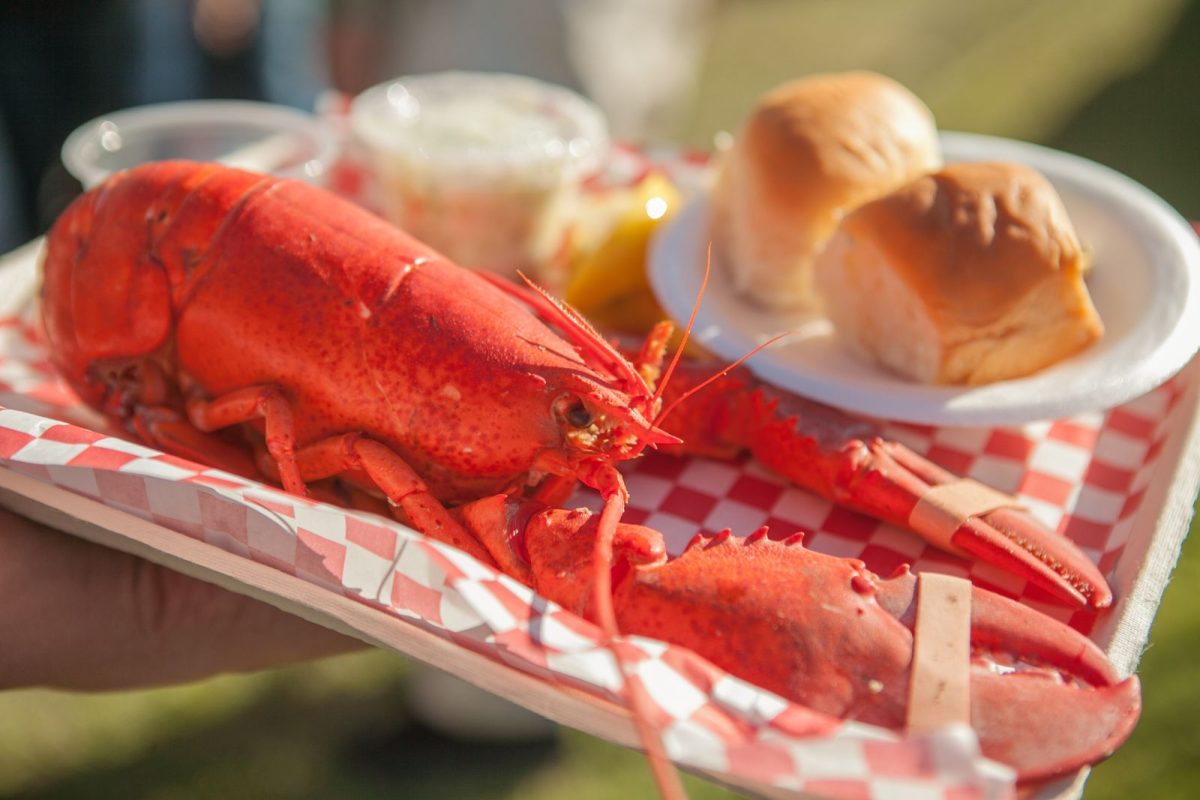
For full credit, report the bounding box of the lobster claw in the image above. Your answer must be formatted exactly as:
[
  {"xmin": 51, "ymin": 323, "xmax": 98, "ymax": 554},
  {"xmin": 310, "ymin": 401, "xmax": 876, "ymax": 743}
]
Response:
[
  {"xmin": 872, "ymin": 564, "xmax": 1139, "ymax": 784},
  {"xmin": 484, "ymin": 500, "xmax": 1140, "ymax": 784},
  {"xmin": 744, "ymin": 390, "xmax": 1113, "ymax": 608},
  {"xmin": 650, "ymin": 359, "xmax": 1113, "ymax": 609}
]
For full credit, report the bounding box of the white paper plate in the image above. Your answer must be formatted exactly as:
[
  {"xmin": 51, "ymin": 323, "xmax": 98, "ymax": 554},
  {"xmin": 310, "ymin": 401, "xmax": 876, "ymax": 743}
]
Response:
[{"xmin": 648, "ymin": 132, "xmax": 1200, "ymax": 426}]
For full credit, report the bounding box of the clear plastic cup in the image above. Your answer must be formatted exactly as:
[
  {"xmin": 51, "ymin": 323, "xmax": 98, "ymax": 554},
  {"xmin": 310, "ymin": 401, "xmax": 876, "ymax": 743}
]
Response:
[
  {"xmin": 62, "ymin": 100, "xmax": 339, "ymax": 189},
  {"xmin": 349, "ymin": 71, "xmax": 610, "ymax": 282}
]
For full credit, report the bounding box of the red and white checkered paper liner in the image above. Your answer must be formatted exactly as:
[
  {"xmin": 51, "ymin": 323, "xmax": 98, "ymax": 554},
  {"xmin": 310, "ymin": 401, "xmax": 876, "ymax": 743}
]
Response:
[
  {"xmin": 0, "ymin": 356, "xmax": 1013, "ymax": 800},
  {"xmin": 2, "ymin": 143, "xmax": 1193, "ymax": 798}
]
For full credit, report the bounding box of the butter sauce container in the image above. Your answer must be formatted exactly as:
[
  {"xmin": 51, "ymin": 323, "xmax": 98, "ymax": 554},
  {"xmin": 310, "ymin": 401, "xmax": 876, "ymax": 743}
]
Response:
[{"xmin": 350, "ymin": 71, "xmax": 610, "ymax": 282}]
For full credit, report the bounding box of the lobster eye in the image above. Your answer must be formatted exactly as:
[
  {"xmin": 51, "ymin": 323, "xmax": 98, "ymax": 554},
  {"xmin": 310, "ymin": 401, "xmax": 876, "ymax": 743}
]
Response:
[{"xmin": 566, "ymin": 401, "xmax": 592, "ymax": 428}]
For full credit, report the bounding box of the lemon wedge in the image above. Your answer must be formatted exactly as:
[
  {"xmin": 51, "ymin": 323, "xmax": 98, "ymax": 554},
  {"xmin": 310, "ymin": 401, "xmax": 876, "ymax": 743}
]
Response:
[{"xmin": 564, "ymin": 172, "xmax": 682, "ymax": 335}]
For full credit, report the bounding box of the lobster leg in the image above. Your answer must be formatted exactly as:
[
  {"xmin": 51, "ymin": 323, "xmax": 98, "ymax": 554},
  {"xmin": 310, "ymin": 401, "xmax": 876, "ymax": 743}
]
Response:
[
  {"xmin": 654, "ymin": 363, "xmax": 1112, "ymax": 609},
  {"xmin": 186, "ymin": 386, "xmax": 304, "ymax": 492},
  {"xmin": 293, "ymin": 433, "xmax": 499, "ymax": 569},
  {"xmin": 184, "ymin": 387, "xmax": 497, "ymax": 568},
  {"xmin": 131, "ymin": 407, "xmax": 262, "ymax": 480}
]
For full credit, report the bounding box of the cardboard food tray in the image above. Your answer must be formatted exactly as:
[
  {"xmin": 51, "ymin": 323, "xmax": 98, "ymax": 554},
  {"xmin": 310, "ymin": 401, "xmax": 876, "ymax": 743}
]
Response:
[{"xmin": 1, "ymin": 224, "xmax": 1196, "ymax": 799}]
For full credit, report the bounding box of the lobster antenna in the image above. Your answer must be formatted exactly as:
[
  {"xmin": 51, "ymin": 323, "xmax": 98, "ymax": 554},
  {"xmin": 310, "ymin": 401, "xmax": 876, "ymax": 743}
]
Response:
[
  {"xmin": 651, "ymin": 242, "xmax": 711, "ymax": 407},
  {"xmin": 479, "ymin": 271, "xmax": 646, "ymax": 393},
  {"xmin": 590, "ymin": 483, "xmax": 688, "ymax": 800},
  {"xmin": 654, "ymin": 329, "xmax": 793, "ymax": 429}
]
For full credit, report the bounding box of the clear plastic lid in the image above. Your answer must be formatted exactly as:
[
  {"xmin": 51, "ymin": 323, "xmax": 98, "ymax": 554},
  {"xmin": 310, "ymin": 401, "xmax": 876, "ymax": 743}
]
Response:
[
  {"xmin": 62, "ymin": 100, "xmax": 339, "ymax": 189},
  {"xmin": 350, "ymin": 71, "xmax": 610, "ymax": 188}
]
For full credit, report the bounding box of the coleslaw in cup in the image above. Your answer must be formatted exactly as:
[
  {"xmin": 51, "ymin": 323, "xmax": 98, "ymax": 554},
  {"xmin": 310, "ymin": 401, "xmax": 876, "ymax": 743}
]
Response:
[{"xmin": 350, "ymin": 71, "xmax": 610, "ymax": 281}]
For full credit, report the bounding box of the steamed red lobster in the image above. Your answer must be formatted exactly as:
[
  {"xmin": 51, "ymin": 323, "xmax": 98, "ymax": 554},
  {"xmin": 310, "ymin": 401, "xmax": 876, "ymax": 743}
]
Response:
[{"xmin": 40, "ymin": 162, "xmax": 1138, "ymax": 789}]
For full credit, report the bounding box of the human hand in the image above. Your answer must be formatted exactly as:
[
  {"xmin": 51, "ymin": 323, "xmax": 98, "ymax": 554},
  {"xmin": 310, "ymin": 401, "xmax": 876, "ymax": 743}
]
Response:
[{"xmin": 0, "ymin": 505, "xmax": 360, "ymax": 691}]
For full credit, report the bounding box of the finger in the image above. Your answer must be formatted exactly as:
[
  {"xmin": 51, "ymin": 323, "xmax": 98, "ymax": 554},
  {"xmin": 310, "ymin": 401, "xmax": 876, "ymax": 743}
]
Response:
[{"xmin": 0, "ymin": 506, "xmax": 362, "ymax": 691}]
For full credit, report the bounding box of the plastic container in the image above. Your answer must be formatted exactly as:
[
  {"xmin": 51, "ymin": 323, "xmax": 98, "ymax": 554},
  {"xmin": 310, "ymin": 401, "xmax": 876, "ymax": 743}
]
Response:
[
  {"xmin": 350, "ymin": 71, "xmax": 610, "ymax": 281},
  {"xmin": 62, "ymin": 100, "xmax": 339, "ymax": 189}
]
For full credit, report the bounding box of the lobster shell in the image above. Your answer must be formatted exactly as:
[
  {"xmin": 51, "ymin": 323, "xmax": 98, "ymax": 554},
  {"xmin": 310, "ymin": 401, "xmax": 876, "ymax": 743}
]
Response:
[{"xmin": 41, "ymin": 161, "xmax": 660, "ymax": 504}]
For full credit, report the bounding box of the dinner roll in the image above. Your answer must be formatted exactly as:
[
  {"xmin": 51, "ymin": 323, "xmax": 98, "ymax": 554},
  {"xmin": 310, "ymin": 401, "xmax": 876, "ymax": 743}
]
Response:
[
  {"xmin": 814, "ymin": 161, "xmax": 1104, "ymax": 385},
  {"xmin": 711, "ymin": 71, "xmax": 941, "ymax": 310}
]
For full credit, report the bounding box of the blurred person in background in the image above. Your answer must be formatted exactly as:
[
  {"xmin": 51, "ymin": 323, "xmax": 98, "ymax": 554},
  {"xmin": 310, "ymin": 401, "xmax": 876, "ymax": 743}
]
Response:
[
  {"xmin": 326, "ymin": 0, "xmax": 580, "ymax": 96},
  {"xmin": 325, "ymin": 0, "xmax": 719, "ymax": 139},
  {"xmin": 0, "ymin": 0, "xmax": 329, "ymax": 253},
  {"xmin": 0, "ymin": 1, "xmax": 139, "ymax": 252},
  {"xmin": 1, "ymin": 0, "xmax": 718, "ymax": 252}
]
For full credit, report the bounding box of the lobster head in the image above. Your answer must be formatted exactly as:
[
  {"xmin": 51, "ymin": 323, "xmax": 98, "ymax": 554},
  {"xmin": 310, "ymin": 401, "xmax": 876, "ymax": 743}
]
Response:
[
  {"xmin": 530, "ymin": 367, "xmax": 678, "ymax": 496},
  {"xmin": 472, "ymin": 274, "xmax": 682, "ymax": 500}
]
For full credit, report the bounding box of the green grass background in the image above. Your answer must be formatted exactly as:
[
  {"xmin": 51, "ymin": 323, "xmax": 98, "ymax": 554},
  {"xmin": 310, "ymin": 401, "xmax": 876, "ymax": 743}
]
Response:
[{"xmin": 2, "ymin": 1, "xmax": 1198, "ymax": 798}]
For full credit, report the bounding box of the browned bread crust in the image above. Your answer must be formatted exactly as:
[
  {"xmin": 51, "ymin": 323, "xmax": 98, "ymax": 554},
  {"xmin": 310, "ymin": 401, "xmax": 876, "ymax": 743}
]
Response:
[
  {"xmin": 712, "ymin": 71, "xmax": 941, "ymax": 310},
  {"xmin": 815, "ymin": 161, "xmax": 1104, "ymax": 384}
]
